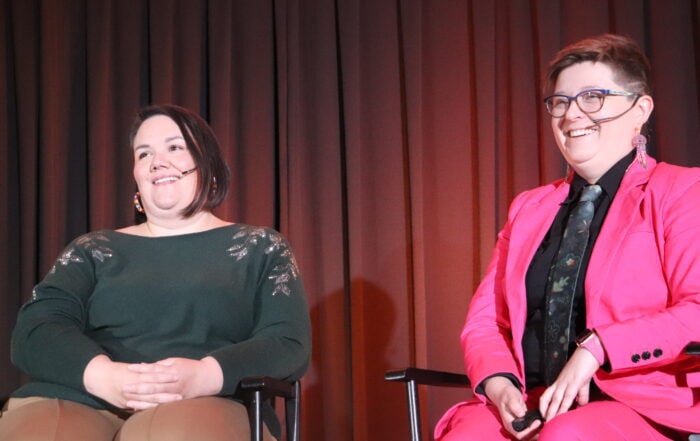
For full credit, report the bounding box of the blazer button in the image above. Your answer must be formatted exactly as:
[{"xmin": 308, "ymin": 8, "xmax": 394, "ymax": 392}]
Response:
[
  {"xmin": 642, "ymin": 351, "xmax": 651, "ymax": 360},
  {"xmin": 631, "ymin": 353, "xmax": 641, "ymax": 363},
  {"xmin": 653, "ymin": 349, "xmax": 663, "ymax": 358}
]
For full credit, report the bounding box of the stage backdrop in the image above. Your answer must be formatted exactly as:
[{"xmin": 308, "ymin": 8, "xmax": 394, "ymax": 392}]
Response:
[{"xmin": 1, "ymin": 1, "xmax": 698, "ymax": 440}]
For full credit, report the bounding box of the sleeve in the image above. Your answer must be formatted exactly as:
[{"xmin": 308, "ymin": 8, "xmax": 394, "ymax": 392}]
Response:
[
  {"xmin": 11, "ymin": 236, "xmax": 109, "ymax": 391},
  {"xmin": 595, "ymin": 170, "xmax": 700, "ymax": 373},
  {"xmin": 461, "ymin": 192, "xmax": 529, "ymax": 400},
  {"xmin": 208, "ymin": 229, "xmax": 312, "ymax": 395}
]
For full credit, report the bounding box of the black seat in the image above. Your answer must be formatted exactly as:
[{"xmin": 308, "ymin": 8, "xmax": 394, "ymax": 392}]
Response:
[{"xmin": 387, "ymin": 343, "xmax": 700, "ymax": 441}]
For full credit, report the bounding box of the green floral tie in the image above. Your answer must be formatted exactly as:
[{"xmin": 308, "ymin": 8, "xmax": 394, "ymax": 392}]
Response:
[{"xmin": 543, "ymin": 184, "xmax": 602, "ymax": 385}]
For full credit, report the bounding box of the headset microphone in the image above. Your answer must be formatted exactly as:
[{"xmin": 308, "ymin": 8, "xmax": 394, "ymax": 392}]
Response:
[
  {"xmin": 590, "ymin": 115, "xmax": 617, "ymax": 124},
  {"xmin": 589, "ymin": 102, "xmax": 637, "ymax": 125},
  {"xmin": 180, "ymin": 167, "xmax": 197, "ymax": 177}
]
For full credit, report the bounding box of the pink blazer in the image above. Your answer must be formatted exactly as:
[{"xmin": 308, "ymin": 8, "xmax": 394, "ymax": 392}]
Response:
[{"xmin": 455, "ymin": 157, "xmax": 700, "ymax": 432}]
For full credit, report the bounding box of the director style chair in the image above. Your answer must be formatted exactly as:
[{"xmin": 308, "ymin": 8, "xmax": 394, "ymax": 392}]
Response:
[
  {"xmin": 384, "ymin": 367, "xmax": 469, "ymax": 441},
  {"xmin": 238, "ymin": 376, "xmax": 301, "ymax": 441},
  {"xmin": 387, "ymin": 342, "xmax": 700, "ymax": 441},
  {"xmin": 686, "ymin": 342, "xmax": 700, "ymax": 441},
  {"xmin": 0, "ymin": 376, "xmax": 301, "ymax": 441}
]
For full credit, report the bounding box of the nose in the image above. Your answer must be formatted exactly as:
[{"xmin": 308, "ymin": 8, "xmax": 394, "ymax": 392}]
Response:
[
  {"xmin": 149, "ymin": 152, "xmax": 170, "ymax": 171},
  {"xmin": 563, "ymin": 99, "xmax": 586, "ymax": 120}
]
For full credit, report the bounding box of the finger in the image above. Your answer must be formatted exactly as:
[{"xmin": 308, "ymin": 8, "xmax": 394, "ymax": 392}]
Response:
[
  {"xmin": 538, "ymin": 387, "xmax": 552, "ymax": 415},
  {"xmin": 541, "ymin": 387, "xmax": 564, "ymax": 421},
  {"xmin": 155, "ymin": 358, "xmax": 176, "ymax": 367},
  {"xmin": 556, "ymin": 389, "xmax": 577, "ymax": 416},
  {"xmin": 126, "ymin": 400, "xmax": 160, "ymax": 410},
  {"xmin": 538, "ymin": 388, "xmax": 551, "ymax": 420},
  {"xmin": 123, "ymin": 381, "xmax": 180, "ymax": 394},
  {"xmin": 128, "ymin": 372, "xmax": 180, "ymax": 384},
  {"xmin": 505, "ymin": 395, "xmax": 528, "ymax": 418},
  {"xmin": 519, "ymin": 419, "xmax": 542, "ymax": 439},
  {"xmin": 550, "ymin": 381, "xmax": 583, "ymax": 418},
  {"xmin": 128, "ymin": 363, "xmax": 172, "ymax": 373},
  {"xmin": 124, "ymin": 392, "xmax": 183, "ymax": 404},
  {"xmin": 503, "ymin": 397, "xmax": 533, "ymax": 437},
  {"xmin": 507, "ymin": 416, "xmax": 542, "ymax": 440},
  {"xmin": 576, "ymin": 384, "xmax": 590, "ymax": 406},
  {"xmin": 497, "ymin": 385, "xmax": 527, "ymax": 416},
  {"xmin": 126, "ymin": 397, "xmax": 183, "ymax": 411}
]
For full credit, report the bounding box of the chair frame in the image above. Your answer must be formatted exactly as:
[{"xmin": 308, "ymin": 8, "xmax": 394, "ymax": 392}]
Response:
[
  {"xmin": 686, "ymin": 342, "xmax": 700, "ymax": 441},
  {"xmin": 385, "ymin": 367, "xmax": 469, "ymax": 441},
  {"xmin": 387, "ymin": 342, "xmax": 700, "ymax": 441},
  {"xmin": 0, "ymin": 376, "xmax": 301, "ymax": 441},
  {"xmin": 238, "ymin": 376, "xmax": 301, "ymax": 441}
]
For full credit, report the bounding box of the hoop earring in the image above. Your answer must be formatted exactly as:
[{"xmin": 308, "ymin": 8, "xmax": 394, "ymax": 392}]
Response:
[
  {"xmin": 133, "ymin": 192, "xmax": 144, "ymax": 213},
  {"xmin": 632, "ymin": 132, "xmax": 648, "ymax": 169}
]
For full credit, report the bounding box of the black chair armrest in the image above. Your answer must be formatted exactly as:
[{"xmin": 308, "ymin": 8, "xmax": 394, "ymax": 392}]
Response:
[
  {"xmin": 239, "ymin": 375, "xmax": 295, "ymax": 399},
  {"xmin": 385, "ymin": 367, "xmax": 470, "ymax": 388},
  {"xmin": 385, "ymin": 368, "xmax": 470, "ymax": 441}
]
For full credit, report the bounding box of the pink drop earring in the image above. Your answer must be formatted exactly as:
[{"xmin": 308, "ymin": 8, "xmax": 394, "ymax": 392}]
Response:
[{"xmin": 632, "ymin": 132, "xmax": 648, "ymax": 169}]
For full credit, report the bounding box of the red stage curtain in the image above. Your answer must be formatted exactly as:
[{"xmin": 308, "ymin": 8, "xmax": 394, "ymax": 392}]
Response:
[{"xmin": 2, "ymin": 1, "xmax": 698, "ymax": 439}]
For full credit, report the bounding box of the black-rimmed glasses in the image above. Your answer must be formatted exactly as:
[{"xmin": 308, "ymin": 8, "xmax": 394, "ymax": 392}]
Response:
[{"xmin": 544, "ymin": 89, "xmax": 640, "ymax": 118}]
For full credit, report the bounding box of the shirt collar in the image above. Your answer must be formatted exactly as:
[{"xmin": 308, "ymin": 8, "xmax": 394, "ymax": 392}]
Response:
[{"xmin": 567, "ymin": 150, "xmax": 636, "ymax": 202}]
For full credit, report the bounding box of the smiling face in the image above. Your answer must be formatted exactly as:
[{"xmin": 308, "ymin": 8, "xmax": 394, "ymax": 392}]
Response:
[
  {"xmin": 132, "ymin": 115, "xmax": 199, "ymax": 219},
  {"xmin": 550, "ymin": 61, "xmax": 653, "ymax": 182}
]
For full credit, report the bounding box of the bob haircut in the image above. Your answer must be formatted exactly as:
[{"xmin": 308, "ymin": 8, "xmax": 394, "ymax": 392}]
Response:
[
  {"xmin": 129, "ymin": 104, "xmax": 231, "ymax": 218},
  {"xmin": 543, "ymin": 34, "xmax": 652, "ymax": 97}
]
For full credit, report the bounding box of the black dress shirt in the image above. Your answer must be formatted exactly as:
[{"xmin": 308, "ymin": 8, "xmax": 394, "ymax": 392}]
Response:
[{"xmin": 522, "ymin": 150, "xmax": 635, "ymax": 389}]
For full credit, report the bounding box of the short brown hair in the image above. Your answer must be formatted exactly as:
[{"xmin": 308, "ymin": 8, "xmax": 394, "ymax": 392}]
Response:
[
  {"xmin": 129, "ymin": 104, "xmax": 231, "ymax": 218},
  {"xmin": 544, "ymin": 34, "xmax": 652, "ymax": 97}
]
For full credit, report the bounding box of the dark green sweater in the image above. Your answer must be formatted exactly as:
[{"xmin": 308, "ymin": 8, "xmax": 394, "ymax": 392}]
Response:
[{"xmin": 10, "ymin": 224, "xmax": 311, "ymax": 435}]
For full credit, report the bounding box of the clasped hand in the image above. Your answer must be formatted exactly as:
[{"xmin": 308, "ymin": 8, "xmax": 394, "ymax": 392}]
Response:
[
  {"xmin": 83, "ymin": 354, "xmax": 224, "ymax": 410},
  {"xmin": 484, "ymin": 347, "xmax": 600, "ymax": 439}
]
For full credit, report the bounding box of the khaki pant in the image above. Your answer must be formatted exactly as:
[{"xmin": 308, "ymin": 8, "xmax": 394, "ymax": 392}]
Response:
[{"xmin": 0, "ymin": 396, "xmax": 275, "ymax": 441}]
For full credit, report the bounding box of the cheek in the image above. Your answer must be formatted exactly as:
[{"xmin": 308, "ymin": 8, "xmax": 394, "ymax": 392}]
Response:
[
  {"xmin": 550, "ymin": 120, "xmax": 565, "ymax": 142},
  {"xmin": 133, "ymin": 163, "xmax": 148, "ymax": 182},
  {"xmin": 550, "ymin": 117, "xmax": 560, "ymax": 132}
]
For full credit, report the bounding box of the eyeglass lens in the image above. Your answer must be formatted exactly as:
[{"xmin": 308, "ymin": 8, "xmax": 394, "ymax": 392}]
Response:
[{"xmin": 547, "ymin": 91, "xmax": 604, "ymax": 117}]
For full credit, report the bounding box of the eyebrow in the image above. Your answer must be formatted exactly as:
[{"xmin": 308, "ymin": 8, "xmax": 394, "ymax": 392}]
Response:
[
  {"xmin": 133, "ymin": 135, "xmax": 186, "ymax": 151},
  {"xmin": 552, "ymin": 85, "xmax": 602, "ymax": 95}
]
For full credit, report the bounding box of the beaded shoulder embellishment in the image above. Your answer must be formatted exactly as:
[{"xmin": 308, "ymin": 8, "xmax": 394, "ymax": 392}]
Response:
[
  {"xmin": 49, "ymin": 233, "xmax": 114, "ymax": 274},
  {"xmin": 227, "ymin": 226, "xmax": 300, "ymax": 296}
]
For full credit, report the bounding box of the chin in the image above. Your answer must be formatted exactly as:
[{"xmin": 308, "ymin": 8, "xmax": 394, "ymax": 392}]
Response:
[
  {"xmin": 152, "ymin": 200, "xmax": 185, "ymax": 211},
  {"xmin": 562, "ymin": 141, "xmax": 600, "ymax": 161}
]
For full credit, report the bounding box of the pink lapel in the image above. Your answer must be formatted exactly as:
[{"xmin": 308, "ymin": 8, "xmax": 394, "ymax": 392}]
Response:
[
  {"xmin": 585, "ymin": 158, "xmax": 656, "ymax": 319},
  {"xmin": 506, "ymin": 182, "xmax": 570, "ymax": 334}
]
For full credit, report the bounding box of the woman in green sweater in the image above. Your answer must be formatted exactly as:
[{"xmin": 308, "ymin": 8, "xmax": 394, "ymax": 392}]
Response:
[{"xmin": 0, "ymin": 104, "xmax": 311, "ymax": 441}]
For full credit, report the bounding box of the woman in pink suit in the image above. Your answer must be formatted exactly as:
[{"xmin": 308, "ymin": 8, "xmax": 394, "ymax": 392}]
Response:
[{"xmin": 435, "ymin": 34, "xmax": 700, "ymax": 440}]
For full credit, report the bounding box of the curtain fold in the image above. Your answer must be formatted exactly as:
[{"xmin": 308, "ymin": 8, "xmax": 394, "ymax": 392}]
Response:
[{"xmin": 2, "ymin": 1, "xmax": 698, "ymax": 439}]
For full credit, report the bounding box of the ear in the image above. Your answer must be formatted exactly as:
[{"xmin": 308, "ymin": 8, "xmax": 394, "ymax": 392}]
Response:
[{"xmin": 634, "ymin": 94, "xmax": 654, "ymax": 125}]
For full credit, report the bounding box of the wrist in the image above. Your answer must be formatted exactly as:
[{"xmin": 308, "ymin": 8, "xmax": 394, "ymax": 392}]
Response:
[
  {"xmin": 483, "ymin": 375, "xmax": 518, "ymax": 403},
  {"xmin": 83, "ymin": 354, "xmax": 112, "ymax": 394},
  {"xmin": 200, "ymin": 356, "xmax": 224, "ymax": 395},
  {"xmin": 576, "ymin": 329, "xmax": 606, "ymax": 366}
]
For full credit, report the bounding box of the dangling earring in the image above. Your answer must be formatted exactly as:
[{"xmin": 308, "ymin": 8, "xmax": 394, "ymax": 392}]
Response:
[
  {"xmin": 133, "ymin": 192, "xmax": 144, "ymax": 213},
  {"xmin": 211, "ymin": 177, "xmax": 218, "ymax": 194},
  {"xmin": 632, "ymin": 131, "xmax": 648, "ymax": 169}
]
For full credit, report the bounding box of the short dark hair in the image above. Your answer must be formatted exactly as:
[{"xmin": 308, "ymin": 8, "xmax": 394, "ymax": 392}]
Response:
[
  {"xmin": 129, "ymin": 104, "xmax": 231, "ymax": 218},
  {"xmin": 544, "ymin": 34, "xmax": 652, "ymax": 97}
]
